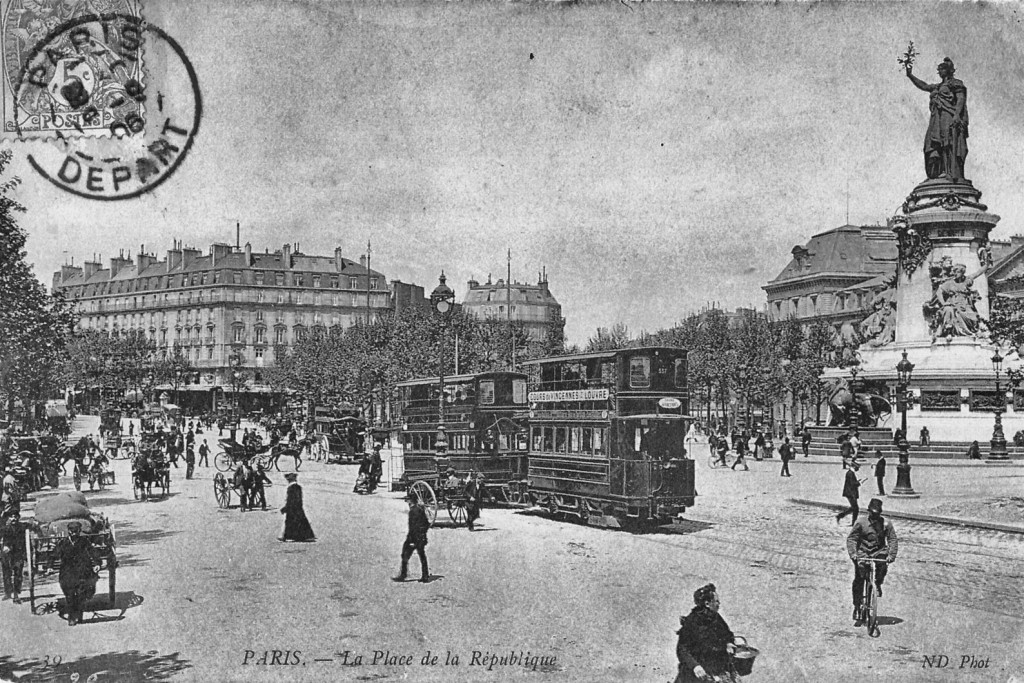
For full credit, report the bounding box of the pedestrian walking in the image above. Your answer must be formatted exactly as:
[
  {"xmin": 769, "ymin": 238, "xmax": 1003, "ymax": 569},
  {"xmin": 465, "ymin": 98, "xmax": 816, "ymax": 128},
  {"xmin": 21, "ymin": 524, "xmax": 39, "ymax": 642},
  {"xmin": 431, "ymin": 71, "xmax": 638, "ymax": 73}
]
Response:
[
  {"xmin": 1, "ymin": 516, "xmax": 26, "ymax": 603},
  {"xmin": 753, "ymin": 430, "xmax": 765, "ymax": 461},
  {"xmin": 801, "ymin": 428, "xmax": 811, "ymax": 457},
  {"xmin": 393, "ymin": 489, "xmax": 430, "ymax": 582},
  {"xmin": 919, "ymin": 426, "xmax": 930, "ymax": 447},
  {"xmin": 464, "ymin": 471, "xmax": 483, "ymax": 531},
  {"xmin": 279, "ymin": 473, "xmax": 316, "ymax": 541},
  {"xmin": 840, "ymin": 434, "xmax": 855, "ymax": 470},
  {"xmin": 873, "ymin": 449, "xmax": 886, "ymax": 495},
  {"xmin": 966, "ymin": 440, "xmax": 981, "ymax": 460},
  {"xmin": 779, "ymin": 437, "xmax": 793, "ymax": 477},
  {"xmin": 128, "ymin": 421, "xmax": 134, "ymax": 437},
  {"xmin": 730, "ymin": 443, "xmax": 749, "ymax": 471},
  {"xmin": 198, "ymin": 439, "xmax": 210, "ymax": 467},
  {"xmin": 836, "ymin": 461, "xmax": 862, "ymax": 525},
  {"xmin": 715, "ymin": 439, "xmax": 729, "ymax": 468},
  {"xmin": 184, "ymin": 443, "xmax": 195, "ymax": 480},
  {"xmin": 56, "ymin": 521, "xmax": 97, "ymax": 626},
  {"xmin": 763, "ymin": 434, "xmax": 775, "ymax": 459}
]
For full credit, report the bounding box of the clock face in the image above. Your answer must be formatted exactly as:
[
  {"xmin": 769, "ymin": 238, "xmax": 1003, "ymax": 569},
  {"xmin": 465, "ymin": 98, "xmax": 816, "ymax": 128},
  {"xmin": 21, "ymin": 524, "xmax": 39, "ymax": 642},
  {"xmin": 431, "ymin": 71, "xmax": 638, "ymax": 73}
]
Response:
[{"xmin": 436, "ymin": 300, "xmax": 451, "ymax": 314}]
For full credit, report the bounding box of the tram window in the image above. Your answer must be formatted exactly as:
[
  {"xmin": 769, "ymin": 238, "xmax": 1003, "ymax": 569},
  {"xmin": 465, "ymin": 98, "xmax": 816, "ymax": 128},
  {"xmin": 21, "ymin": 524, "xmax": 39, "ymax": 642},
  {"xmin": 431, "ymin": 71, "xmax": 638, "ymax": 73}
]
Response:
[
  {"xmin": 543, "ymin": 427, "xmax": 554, "ymax": 451},
  {"xmin": 500, "ymin": 434, "xmax": 510, "ymax": 451},
  {"xmin": 674, "ymin": 358, "xmax": 686, "ymax": 388},
  {"xmin": 479, "ymin": 380, "xmax": 495, "ymax": 405},
  {"xmin": 629, "ymin": 357, "xmax": 651, "ymax": 388},
  {"xmin": 532, "ymin": 427, "xmax": 543, "ymax": 451},
  {"xmin": 555, "ymin": 427, "xmax": 567, "ymax": 453},
  {"xmin": 582, "ymin": 427, "xmax": 593, "ymax": 455},
  {"xmin": 593, "ymin": 428, "xmax": 605, "ymax": 455},
  {"xmin": 512, "ymin": 378, "xmax": 527, "ymax": 404},
  {"xmin": 570, "ymin": 427, "xmax": 582, "ymax": 453},
  {"xmin": 469, "ymin": 435, "xmax": 477, "ymax": 452}
]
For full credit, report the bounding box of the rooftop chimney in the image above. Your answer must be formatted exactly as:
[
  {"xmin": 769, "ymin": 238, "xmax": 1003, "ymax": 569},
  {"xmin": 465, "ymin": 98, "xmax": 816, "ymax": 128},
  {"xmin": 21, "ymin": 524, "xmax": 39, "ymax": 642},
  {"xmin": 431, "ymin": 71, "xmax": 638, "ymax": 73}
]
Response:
[
  {"xmin": 281, "ymin": 243, "xmax": 291, "ymax": 269},
  {"xmin": 181, "ymin": 245, "xmax": 202, "ymax": 267},
  {"xmin": 334, "ymin": 246, "xmax": 344, "ymax": 271},
  {"xmin": 244, "ymin": 242, "xmax": 252, "ymax": 265},
  {"xmin": 167, "ymin": 240, "xmax": 183, "ymax": 271},
  {"xmin": 83, "ymin": 259, "xmax": 101, "ymax": 279},
  {"xmin": 109, "ymin": 251, "xmax": 133, "ymax": 277},
  {"xmin": 359, "ymin": 254, "xmax": 367, "ymax": 269},
  {"xmin": 210, "ymin": 242, "xmax": 231, "ymax": 266}
]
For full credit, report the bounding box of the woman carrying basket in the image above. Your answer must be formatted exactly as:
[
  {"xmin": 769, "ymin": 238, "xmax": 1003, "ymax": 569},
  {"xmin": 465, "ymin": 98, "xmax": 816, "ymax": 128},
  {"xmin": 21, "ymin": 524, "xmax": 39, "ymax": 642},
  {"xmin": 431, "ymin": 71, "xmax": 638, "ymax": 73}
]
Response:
[{"xmin": 674, "ymin": 583, "xmax": 739, "ymax": 683}]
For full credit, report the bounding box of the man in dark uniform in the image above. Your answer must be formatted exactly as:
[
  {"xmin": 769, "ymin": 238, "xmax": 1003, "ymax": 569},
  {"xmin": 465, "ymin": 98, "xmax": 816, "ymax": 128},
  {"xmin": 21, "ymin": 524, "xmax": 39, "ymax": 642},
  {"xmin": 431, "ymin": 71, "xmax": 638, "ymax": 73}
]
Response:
[
  {"xmin": 1, "ymin": 515, "xmax": 26, "ymax": 603},
  {"xmin": 198, "ymin": 439, "xmax": 210, "ymax": 468},
  {"xmin": 56, "ymin": 521, "xmax": 97, "ymax": 626},
  {"xmin": 368, "ymin": 444, "xmax": 383, "ymax": 493},
  {"xmin": 251, "ymin": 464, "xmax": 272, "ymax": 511},
  {"xmin": 801, "ymin": 428, "xmax": 812, "ymax": 457},
  {"xmin": 464, "ymin": 471, "xmax": 483, "ymax": 531},
  {"xmin": 779, "ymin": 437, "xmax": 794, "ymax": 477},
  {"xmin": 393, "ymin": 490, "xmax": 430, "ymax": 583}
]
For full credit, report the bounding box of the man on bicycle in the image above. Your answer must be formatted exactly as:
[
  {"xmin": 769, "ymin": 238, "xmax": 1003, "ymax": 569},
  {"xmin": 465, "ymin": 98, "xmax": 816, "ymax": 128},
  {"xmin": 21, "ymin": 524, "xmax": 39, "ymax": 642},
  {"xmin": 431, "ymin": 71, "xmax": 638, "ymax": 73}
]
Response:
[{"xmin": 846, "ymin": 497, "xmax": 898, "ymax": 626}]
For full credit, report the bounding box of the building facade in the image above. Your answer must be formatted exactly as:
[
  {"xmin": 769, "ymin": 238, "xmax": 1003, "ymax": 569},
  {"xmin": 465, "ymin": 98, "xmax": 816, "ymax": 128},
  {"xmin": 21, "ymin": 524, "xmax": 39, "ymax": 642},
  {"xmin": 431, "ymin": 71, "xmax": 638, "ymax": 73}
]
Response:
[
  {"xmin": 461, "ymin": 272, "xmax": 564, "ymax": 343},
  {"xmin": 52, "ymin": 241, "xmax": 391, "ymax": 410}
]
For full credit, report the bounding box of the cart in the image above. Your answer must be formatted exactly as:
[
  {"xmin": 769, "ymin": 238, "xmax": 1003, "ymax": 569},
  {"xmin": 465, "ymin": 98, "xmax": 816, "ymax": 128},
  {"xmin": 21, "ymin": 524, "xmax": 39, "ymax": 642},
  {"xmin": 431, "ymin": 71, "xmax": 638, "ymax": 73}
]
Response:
[
  {"xmin": 212, "ymin": 472, "xmax": 247, "ymax": 509},
  {"xmin": 131, "ymin": 449, "xmax": 170, "ymax": 500},
  {"xmin": 406, "ymin": 471, "xmax": 474, "ymax": 527},
  {"xmin": 24, "ymin": 514, "xmax": 117, "ymax": 616},
  {"xmin": 214, "ymin": 440, "xmax": 275, "ymax": 472}
]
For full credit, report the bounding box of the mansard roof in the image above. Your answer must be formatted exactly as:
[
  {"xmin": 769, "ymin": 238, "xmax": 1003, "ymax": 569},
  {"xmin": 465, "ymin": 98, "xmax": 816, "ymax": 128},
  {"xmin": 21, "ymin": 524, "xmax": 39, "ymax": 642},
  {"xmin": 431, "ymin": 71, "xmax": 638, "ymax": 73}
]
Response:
[{"xmin": 765, "ymin": 224, "xmax": 897, "ymax": 290}]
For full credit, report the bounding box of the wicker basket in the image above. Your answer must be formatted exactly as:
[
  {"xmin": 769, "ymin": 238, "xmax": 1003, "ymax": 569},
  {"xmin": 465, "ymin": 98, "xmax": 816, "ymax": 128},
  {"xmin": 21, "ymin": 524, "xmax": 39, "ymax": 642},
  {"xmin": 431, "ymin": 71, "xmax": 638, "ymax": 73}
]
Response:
[{"xmin": 732, "ymin": 636, "xmax": 759, "ymax": 677}]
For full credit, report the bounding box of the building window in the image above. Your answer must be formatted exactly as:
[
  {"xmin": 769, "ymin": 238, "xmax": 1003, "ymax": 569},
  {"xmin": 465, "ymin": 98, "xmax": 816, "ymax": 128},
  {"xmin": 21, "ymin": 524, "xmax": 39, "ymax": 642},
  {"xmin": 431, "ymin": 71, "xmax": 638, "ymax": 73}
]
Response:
[
  {"xmin": 275, "ymin": 272, "xmax": 284, "ymax": 286},
  {"xmin": 255, "ymin": 348, "xmax": 264, "ymax": 360},
  {"xmin": 256, "ymin": 309, "xmax": 264, "ymax": 321},
  {"xmin": 208, "ymin": 346, "xmax": 214, "ymax": 360},
  {"xmin": 233, "ymin": 326, "xmax": 244, "ymax": 343},
  {"xmin": 370, "ymin": 277, "xmax": 379, "ymax": 290},
  {"xmin": 255, "ymin": 327, "xmax": 266, "ymax": 344},
  {"xmin": 295, "ymin": 274, "xmax": 304, "ymax": 287},
  {"xmin": 314, "ymin": 293, "xmax": 322, "ymax": 306},
  {"xmin": 275, "ymin": 327, "xmax": 286, "ymax": 344},
  {"xmin": 257, "ymin": 291, "xmax": 264, "ymax": 304},
  {"xmin": 255, "ymin": 272, "xmax": 265, "ymax": 285},
  {"xmin": 232, "ymin": 271, "xmax": 241, "ymax": 285},
  {"xmin": 349, "ymin": 276, "xmax": 358, "ymax": 289},
  {"xmin": 313, "ymin": 275, "xmax": 321, "ymax": 287},
  {"xmin": 277, "ymin": 291, "xmax": 285, "ymax": 304},
  {"xmin": 213, "ymin": 271, "xmax": 221, "ymax": 284},
  {"xmin": 330, "ymin": 276, "xmax": 339, "ymax": 288}
]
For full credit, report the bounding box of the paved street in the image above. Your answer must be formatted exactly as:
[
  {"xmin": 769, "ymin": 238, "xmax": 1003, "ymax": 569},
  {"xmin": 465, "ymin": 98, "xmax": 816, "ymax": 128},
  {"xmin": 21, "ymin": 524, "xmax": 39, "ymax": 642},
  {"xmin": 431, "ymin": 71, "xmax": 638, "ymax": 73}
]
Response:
[{"xmin": 2, "ymin": 419, "xmax": 1023, "ymax": 683}]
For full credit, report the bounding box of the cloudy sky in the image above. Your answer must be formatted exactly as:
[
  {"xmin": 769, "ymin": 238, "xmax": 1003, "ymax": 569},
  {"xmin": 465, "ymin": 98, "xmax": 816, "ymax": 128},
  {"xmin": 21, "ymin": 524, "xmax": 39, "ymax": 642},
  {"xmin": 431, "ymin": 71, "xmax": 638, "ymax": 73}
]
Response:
[{"xmin": 14, "ymin": 1, "xmax": 1024, "ymax": 344}]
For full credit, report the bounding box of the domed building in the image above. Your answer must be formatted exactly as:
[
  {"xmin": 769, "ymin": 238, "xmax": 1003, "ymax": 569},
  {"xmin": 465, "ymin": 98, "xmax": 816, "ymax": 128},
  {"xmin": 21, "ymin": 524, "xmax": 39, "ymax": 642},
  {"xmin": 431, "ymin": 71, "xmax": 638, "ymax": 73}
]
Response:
[{"xmin": 461, "ymin": 270, "xmax": 564, "ymax": 344}]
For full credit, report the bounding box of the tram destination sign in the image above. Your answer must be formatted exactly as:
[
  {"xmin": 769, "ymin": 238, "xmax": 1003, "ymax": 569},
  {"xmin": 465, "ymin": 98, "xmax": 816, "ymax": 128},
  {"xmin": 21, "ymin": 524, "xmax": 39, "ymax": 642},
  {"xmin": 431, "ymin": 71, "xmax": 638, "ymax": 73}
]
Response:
[{"xmin": 528, "ymin": 389, "xmax": 610, "ymax": 403}]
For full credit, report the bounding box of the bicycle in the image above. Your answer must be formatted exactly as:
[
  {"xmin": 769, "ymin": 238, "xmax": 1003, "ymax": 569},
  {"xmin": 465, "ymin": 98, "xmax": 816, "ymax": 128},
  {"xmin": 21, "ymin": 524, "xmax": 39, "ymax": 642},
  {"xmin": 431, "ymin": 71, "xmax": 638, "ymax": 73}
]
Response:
[{"xmin": 856, "ymin": 556, "xmax": 887, "ymax": 637}]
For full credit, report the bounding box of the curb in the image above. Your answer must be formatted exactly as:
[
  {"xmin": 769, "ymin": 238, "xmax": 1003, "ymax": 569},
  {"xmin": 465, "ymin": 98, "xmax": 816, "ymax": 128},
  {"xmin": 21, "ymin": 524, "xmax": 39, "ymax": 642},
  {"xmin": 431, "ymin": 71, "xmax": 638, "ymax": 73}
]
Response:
[
  {"xmin": 788, "ymin": 498, "xmax": 1024, "ymax": 536},
  {"xmin": 782, "ymin": 457, "xmax": 1022, "ymax": 469}
]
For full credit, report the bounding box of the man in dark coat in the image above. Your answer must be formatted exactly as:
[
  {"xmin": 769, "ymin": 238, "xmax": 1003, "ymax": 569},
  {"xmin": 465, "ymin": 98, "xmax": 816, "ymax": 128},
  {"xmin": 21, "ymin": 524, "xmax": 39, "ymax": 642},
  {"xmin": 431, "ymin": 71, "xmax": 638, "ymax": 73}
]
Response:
[
  {"xmin": 279, "ymin": 473, "xmax": 315, "ymax": 541},
  {"xmin": 801, "ymin": 428, "xmax": 811, "ymax": 457},
  {"xmin": 56, "ymin": 521, "xmax": 97, "ymax": 626},
  {"xmin": 847, "ymin": 498, "xmax": 898, "ymax": 625},
  {"xmin": 393, "ymin": 490, "xmax": 430, "ymax": 582},
  {"xmin": 368, "ymin": 445, "xmax": 383, "ymax": 493},
  {"xmin": 873, "ymin": 449, "xmax": 887, "ymax": 495},
  {"xmin": 233, "ymin": 463, "xmax": 252, "ymax": 512},
  {"xmin": 674, "ymin": 583, "xmax": 737, "ymax": 683},
  {"xmin": 198, "ymin": 439, "xmax": 210, "ymax": 468},
  {"xmin": 251, "ymin": 464, "xmax": 272, "ymax": 511},
  {"xmin": 464, "ymin": 471, "xmax": 483, "ymax": 531},
  {"xmin": 779, "ymin": 437, "xmax": 794, "ymax": 477},
  {"xmin": 1, "ymin": 516, "xmax": 26, "ymax": 603},
  {"xmin": 836, "ymin": 461, "xmax": 862, "ymax": 525}
]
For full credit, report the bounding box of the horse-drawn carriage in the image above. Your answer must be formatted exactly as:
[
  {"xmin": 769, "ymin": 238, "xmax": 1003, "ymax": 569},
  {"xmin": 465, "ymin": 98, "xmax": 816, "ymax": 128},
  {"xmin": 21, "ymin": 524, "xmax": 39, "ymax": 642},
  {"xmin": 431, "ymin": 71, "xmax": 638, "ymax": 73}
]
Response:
[
  {"xmin": 6, "ymin": 436, "xmax": 61, "ymax": 493},
  {"xmin": 24, "ymin": 492, "xmax": 117, "ymax": 616},
  {"xmin": 313, "ymin": 415, "xmax": 365, "ymax": 464},
  {"xmin": 131, "ymin": 441, "xmax": 170, "ymax": 500}
]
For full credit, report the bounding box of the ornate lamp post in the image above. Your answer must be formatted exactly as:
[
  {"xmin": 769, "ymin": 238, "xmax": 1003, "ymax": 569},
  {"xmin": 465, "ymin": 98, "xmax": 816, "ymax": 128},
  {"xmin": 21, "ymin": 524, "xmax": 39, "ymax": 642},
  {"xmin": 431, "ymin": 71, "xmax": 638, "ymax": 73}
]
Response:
[
  {"xmin": 430, "ymin": 273, "xmax": 455, "ymax": 459},
  {"xmin": 891, "ymin": 350, "xmax": 919, "ymax": 497},
  {"xmin": 173, "ymin": 369, "xmax": 183, "ymax": 407},
  {"xmin": 848, "ymin": 357, "xmax": 862, "ymax": 429},
  {"xmin": 737, "ymin": 364, "xmax": 748, "ymax": 430},
  {"xmin": 987, "ymin": 350, "xmax": 1010, "ymax": 462}
]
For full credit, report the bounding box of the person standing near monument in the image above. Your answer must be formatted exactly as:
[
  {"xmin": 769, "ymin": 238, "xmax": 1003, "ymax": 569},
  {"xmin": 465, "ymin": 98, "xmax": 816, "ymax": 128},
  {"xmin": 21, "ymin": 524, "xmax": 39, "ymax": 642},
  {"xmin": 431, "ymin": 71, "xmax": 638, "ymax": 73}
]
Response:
[
  {"xmin": 779, "ymin": 437, "xmax": 793, "ymax": 477},
  {"xmin": 836, "ymin": 461, "xmax": 862, "ymax": 526},
  {"xmin": 906, "ymin": 57, "xmax": 968, "ymax": 181},
  {"xmin": 873, "ymin": 449, "xmax": 887, "ymax": 496}
]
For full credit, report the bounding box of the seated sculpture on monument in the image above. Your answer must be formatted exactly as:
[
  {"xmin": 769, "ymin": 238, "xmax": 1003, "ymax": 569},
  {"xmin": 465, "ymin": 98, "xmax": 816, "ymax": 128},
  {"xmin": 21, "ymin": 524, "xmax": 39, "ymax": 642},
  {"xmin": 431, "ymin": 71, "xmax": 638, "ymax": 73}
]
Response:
[
  {"xmin": 859, "ymin": 285, "xmax": 897, "ymax": 347},
  {"xmin": 924, "ymin": 259, "xmax": 985, "ymax": 341}
]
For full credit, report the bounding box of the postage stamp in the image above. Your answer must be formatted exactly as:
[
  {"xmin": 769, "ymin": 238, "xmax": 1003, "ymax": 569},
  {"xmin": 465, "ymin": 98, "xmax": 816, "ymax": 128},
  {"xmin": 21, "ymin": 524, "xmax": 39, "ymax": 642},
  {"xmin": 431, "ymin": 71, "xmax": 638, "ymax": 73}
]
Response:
[
  {"xmin": 1, "ymin": 0, "xmax": 144, "ymax": 139},
  {"xmin": 9, "ymin": 9, "xmax": 202, "ymax": 200}
]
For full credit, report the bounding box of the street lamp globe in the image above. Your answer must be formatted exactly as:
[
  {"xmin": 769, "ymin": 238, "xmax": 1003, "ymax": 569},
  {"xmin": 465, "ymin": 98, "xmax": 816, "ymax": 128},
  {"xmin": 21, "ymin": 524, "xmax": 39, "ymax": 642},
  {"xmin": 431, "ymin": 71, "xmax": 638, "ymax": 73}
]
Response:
[
  {"xmin": 429, "ymin": 272, "xmax": 455, "ymax": 459},
  {"xmin": 897, "ymin": 350, "xmax": 915, "ymax": 386},
  {"xmin": 991, "ymin": 350, "xmax": 1003, "ymax": 374}
]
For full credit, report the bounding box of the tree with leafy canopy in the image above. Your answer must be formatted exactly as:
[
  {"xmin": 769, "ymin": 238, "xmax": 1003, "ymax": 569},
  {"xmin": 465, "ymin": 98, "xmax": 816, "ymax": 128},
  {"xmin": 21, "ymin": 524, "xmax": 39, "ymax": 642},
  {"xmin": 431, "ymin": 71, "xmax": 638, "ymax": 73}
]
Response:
[{"xmin": 0, "ymin": 150, "xmax": 75, "ymax": 425}]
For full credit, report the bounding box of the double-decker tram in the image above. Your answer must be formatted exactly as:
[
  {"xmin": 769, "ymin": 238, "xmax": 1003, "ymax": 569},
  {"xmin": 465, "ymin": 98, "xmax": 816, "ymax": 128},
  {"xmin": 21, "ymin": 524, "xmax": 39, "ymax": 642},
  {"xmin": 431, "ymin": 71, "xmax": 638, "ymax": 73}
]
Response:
[
  {"xmin": 522, "ymin": 347, "xmax": 696, "ymax": 528},
  {"xmin": 394, "ymin": 371, "xmax": 530, "ymax": 501}
]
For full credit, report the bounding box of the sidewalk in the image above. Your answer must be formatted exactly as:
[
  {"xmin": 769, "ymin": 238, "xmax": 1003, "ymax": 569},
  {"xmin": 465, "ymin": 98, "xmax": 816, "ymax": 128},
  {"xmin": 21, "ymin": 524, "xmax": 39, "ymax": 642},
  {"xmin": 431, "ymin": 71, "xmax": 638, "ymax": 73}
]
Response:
[{"xmin": 694, "ymin": 451, "xmax": 1024, "ymax": 533}]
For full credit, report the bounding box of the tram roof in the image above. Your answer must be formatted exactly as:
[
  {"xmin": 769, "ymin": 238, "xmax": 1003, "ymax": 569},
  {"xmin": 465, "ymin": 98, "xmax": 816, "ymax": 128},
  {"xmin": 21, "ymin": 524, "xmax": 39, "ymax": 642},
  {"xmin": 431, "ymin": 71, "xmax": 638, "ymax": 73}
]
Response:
[
  {"xmin": 394, "ymin": 370, "xmax": 526, "ymax": 388},
  {"xmin": 520, "ymin": 346, "xmax": 687, "ymax": 366}
]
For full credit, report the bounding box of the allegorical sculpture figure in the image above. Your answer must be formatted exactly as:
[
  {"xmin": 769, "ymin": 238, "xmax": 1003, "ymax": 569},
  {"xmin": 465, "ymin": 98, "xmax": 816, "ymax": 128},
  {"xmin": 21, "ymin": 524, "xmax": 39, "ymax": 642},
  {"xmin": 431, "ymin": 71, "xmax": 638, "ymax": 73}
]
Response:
[
  {"xmin": 906, "ymin": 57, "xmax": 969, "ymax": 182},
  {"xmin": 859, "ymin": 287, "xmax": 897, "ymax": 347},
  {"xmin": 923, "ymin": 257, "xmax": 984, "ymax": 340}
]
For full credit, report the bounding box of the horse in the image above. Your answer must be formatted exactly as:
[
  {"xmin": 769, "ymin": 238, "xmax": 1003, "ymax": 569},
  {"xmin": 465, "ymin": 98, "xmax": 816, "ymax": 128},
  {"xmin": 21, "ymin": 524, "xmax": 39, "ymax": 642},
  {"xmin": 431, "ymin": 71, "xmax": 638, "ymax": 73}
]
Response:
[{"xmin": 131, "ymin": 450, "xmax": 166, "ymax": 500}]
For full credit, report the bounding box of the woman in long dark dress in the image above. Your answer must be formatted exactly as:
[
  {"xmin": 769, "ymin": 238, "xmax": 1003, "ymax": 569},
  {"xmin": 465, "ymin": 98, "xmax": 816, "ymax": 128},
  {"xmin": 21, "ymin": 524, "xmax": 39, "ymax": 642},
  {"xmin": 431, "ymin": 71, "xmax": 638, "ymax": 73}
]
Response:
[
  {"xmin": 279, "ymin": 473, "xmax": 315, "ymax": 542},
  {"xmin": 674, "ymin": 583, "xmax": 738, "ymax": 683}
]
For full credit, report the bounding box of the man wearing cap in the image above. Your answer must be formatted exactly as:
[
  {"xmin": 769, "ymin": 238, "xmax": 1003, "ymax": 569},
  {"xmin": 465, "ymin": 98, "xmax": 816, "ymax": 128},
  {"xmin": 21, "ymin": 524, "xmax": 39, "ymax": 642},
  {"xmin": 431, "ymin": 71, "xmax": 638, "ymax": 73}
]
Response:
[
  {"xmin": 55, "ymin": 521, "xmax": 97, "ymax": 626},
  {"xmin": 393, "ymin": 490, "xmax": 430, "ymax": 583},
  {"xmin": 835, "ymin": 460, "xmax": 862, "ymax": 525},
  {"xmin": 847, "ymin": 498, "xmax": 898, "ymax": 626}
]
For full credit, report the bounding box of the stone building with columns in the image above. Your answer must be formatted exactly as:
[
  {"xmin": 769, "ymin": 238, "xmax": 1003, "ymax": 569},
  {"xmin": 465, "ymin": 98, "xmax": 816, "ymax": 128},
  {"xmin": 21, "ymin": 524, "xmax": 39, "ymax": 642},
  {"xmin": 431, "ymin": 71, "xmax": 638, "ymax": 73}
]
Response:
[{"xmin": 52, "ymin": 240, "xmax": 391, "ymax": 411}]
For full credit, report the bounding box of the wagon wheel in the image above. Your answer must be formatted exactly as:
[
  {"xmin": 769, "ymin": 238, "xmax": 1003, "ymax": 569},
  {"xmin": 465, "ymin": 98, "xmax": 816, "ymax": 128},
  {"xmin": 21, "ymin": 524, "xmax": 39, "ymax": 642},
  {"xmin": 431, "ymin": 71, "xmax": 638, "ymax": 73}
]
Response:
[
  {"xmin": 547, "ymin": 495, "xmax": 559, "ymax": 517},
  {"xmin": 447, "ymin": 499, "xmax": 469, "ymax": 526},
  {"xmin": 214, "ymin": 451, "xmax": 232, "ymax": 472},
  {"xmin": 213, "ymin": 474, "xmax": 231, "ymax": 508},
  {"xmin": 409, "ymin": 481, "xmax": 437, "ymax": 526},
  {"xmin": 107, "ymin": 555, "xmax": 117, "ymax": 606},
  {"xmin": 73, "ymin": 467, "xmax": 82, "ymax": 491},
  {"xmin": 578, "ymin": 499, "xmax": 590, "ymax": 524},
  {"xmin": 26, "ymin": 530, "xmax": 36, "ymax": 614}
]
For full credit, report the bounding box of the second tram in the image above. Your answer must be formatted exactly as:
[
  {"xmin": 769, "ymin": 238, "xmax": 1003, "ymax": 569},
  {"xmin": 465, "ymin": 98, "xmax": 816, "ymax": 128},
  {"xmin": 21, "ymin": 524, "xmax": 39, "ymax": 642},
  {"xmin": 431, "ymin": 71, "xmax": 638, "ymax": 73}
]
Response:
[{"xmin": 522, "ymin": 347, "xmax": 696, "ymax": 528}]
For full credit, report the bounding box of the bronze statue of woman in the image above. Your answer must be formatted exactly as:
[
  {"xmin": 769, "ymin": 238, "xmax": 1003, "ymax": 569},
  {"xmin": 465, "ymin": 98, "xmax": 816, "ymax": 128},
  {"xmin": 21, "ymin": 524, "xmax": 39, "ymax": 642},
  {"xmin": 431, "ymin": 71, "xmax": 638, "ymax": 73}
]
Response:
[{"xmin": 906, "ymin": 57, "xmax": 969, "ymax": 182}]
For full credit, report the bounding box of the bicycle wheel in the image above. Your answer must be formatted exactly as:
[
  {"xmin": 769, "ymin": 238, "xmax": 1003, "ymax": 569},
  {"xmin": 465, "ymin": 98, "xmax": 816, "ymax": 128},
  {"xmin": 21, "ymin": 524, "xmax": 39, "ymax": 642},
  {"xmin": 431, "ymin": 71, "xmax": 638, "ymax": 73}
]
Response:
[
  {"xmin": 867, "ymin": 576, "xmax": 880, "ymax": 637},
  {"xmin": 214, "ymin": 451, "xmax": 232, "ymax": 472}
]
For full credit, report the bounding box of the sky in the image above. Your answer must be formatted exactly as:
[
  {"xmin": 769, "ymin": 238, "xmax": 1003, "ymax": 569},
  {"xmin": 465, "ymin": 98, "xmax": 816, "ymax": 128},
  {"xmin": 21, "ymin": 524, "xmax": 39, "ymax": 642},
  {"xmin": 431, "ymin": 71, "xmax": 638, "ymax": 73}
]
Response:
[{"xmin": 11, "ymin": 0, "xmax": 1024, "ymax": 345}]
